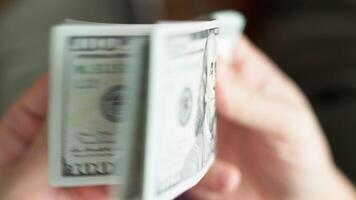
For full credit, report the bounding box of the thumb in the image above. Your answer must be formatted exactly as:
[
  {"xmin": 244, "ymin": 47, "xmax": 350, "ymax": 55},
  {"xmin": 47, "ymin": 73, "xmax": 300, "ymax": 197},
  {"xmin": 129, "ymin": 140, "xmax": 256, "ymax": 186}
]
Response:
[
  {"xmin": 0, "ymin": 126, "xmax": 49, "ymax": 200},
  {"xmin": 0, "ymin": 74, "xmax": 48, "ymax": 167},
  {"xmin": 216, "ymin": 59, "xmax": 302, "ymax": 137}
]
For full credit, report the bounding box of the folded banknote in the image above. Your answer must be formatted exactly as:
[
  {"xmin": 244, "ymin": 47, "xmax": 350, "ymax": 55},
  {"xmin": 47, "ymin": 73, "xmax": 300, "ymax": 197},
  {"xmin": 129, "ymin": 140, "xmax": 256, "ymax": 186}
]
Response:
[{"xmin": 49, "ymin": 11, "xmax": 245, "ymax": 200}]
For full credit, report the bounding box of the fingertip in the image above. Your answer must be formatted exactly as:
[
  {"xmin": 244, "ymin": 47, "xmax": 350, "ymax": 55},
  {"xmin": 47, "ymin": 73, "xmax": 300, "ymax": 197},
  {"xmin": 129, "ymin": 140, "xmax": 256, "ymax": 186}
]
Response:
[
  {"xmin": 215, "ymin": 164, "xmax": 241, "ymax": 192},
  {"xmin": 23, "ymin": 73, "xmax": 49, "ymax": 116},
  {"xmin": 75, "ymin": 186, "xmax": 110, "ymax": 200},
  {"xmin": 199, "ymin": 160, "xmax": 241, "ymax": 193}
]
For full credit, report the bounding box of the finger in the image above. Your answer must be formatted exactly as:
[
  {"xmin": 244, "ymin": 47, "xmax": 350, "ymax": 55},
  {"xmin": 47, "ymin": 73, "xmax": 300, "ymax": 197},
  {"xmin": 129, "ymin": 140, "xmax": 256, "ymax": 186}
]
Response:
[
  {"xmin": 192, "ymin": 160, "xmax": 241, "ymax": 193},
  {"xmin": 233, "ymin": 36, "xmax": 305, "ymax": 105},
  {"xmin": 68, "ymin": 186, "xmax": 110, "ymax": 200},
  {"xmin": 0, "ymin": 74, "xmax": 48, "ymax": 166},
  {"xmin": 234, "ymin": 36, "xmax": 289, "ymax": 87},
  {"xmin": 216, "ymin": 59, "xmax": 304, "ymax": 137},
  {"xmin": 186, "ymin": 188, "xmax": 226, "ymax": 200},
  {"xmin": 2, "ymin": 126, "xmax": 110, "ymax": 200},
  {"xmin": 0, "ymin": 127, "xmax": 50, "ymax": 199}
]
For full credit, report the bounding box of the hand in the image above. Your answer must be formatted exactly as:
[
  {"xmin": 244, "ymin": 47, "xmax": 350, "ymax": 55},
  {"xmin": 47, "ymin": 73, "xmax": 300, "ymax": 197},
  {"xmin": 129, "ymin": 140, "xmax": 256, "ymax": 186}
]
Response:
[
  {"xmin": 186, "ymin": 36, "xmax": 356, "ymax": 200},
  {"xmin": 0, "ymin": 75, "xmax": 109, "ymax": 200}
]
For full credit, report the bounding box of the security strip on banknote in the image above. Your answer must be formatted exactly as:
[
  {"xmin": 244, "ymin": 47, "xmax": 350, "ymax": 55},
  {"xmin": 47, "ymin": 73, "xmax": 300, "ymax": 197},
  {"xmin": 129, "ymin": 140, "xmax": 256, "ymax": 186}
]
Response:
[{"xmin": 49, "ymin": 12, "xmax": 245, "ymax": 200}]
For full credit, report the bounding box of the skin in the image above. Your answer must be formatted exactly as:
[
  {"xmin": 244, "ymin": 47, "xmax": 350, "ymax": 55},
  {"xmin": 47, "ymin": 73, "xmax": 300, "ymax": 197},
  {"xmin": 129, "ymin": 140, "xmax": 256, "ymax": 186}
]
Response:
[
  {"xmin": 0, "ymin": 36, "xmax": 354, "ymax": 200},
  {"xmin": 186, "ymin": 36, "xmax": 356, "ymax": 200},
  {"xmin": 0, "ymin": 75, "xmax": 108, "ymax": 200}
]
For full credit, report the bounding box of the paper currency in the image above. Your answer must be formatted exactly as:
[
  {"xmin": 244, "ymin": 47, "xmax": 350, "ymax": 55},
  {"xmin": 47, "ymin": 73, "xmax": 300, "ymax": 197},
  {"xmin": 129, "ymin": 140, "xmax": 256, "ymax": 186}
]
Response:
[
  {"xmin": 49, "ymin": 26, "xmax": 150, "ymax": 186},
  {"xmin": 140, "ymin": 23, "xmax": 218, "ymax": 200},
  {"xmin": 49, "ymin": 13, "xmax": 243, "ymax": 199}
]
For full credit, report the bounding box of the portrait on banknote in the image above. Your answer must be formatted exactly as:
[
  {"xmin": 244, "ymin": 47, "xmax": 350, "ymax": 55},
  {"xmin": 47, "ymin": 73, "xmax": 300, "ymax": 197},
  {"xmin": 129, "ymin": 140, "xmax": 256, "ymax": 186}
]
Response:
[{"xmin": 180, "ymin": 30, "xmax": 217, "ymax": 180}]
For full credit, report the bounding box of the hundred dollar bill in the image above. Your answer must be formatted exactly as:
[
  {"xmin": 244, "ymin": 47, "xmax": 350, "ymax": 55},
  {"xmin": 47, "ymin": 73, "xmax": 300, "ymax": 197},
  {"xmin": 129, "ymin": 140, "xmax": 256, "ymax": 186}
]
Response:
[
  {"xmin": 141, "ymin": 23, "xmax": 218, "ymax": 200},
  {"xmin": 49, "ymin": 25, "xmax": 150, "ymax": 186},
  {"xmin": 49, "ymin": 21, "xmax": 219, "ymax": 200}
]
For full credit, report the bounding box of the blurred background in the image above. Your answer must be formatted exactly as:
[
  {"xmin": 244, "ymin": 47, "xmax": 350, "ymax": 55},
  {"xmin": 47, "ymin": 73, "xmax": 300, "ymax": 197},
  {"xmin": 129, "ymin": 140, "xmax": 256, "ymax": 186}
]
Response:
[{"xmin": 0, "ymin": 0, "xmax": 355, "ymax": 185}]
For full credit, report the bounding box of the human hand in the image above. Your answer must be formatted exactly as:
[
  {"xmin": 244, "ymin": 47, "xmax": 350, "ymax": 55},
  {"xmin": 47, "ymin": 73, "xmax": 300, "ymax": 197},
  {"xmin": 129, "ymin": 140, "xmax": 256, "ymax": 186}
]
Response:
[
  {"xmin": 0, "ymin": 75, "xmax": 109, "ymax": 200},
  {"xmin": 186, "ymin": 36, "xmax": 356, "ymax": 200}
]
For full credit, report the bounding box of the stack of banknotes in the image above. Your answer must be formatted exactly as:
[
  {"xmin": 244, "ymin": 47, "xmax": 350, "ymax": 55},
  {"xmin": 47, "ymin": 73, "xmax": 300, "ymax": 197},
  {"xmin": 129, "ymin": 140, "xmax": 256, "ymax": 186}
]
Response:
[{"xmin": 49, "ymin": 11, "xmax": 245, "ymax": 200}]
